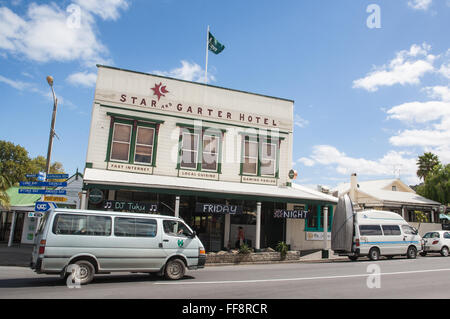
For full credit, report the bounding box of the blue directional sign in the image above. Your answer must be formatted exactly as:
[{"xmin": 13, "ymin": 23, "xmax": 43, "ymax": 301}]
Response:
[
  {"xmin": 34, "ymin": 202, "xmax": 57, "ymax": 212},
  {"xmin": 20, "ymin": 181, "xmax": 67, "ymax": 187},
  {"xmin": 19, "ymin": 189, "xmax": 66, "ymax": 195},
  {"xmin": 46, "ymin": 174, "xmax": 69, "ymax": 180}
]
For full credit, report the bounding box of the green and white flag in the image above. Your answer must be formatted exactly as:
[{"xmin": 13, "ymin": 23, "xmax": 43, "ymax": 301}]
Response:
[{"xmin": 208, "ymin": 32, "xmax": 225, "ymax": 55}]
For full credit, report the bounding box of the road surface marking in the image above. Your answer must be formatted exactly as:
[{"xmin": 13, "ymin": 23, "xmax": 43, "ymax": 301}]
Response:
[{"xmin": 155, "ymin": 268, "xmax": 450, "ymax": 285}]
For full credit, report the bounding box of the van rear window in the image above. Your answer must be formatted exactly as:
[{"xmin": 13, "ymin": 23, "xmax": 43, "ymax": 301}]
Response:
[
  {"xmin": 359, "ymin": 225, "xmax": 382, "ymax": 236},
  {"xmin": 52, "ymin": 214, "xmax": 112, "ymax": 236},
  {"xmin": 114, "ymin": 218, "xmax": 157, "ymax": 238}
]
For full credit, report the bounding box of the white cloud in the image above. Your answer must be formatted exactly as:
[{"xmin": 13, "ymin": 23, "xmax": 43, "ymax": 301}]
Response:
[
  {"xmin": 0, "ymin": 2, "xmax": 128, "ymax": 67},
  {"xmin": 74, "ymin": 0, "xmax": 129, "ymax": 21},
  {"xmin": 294, "ymin": 114, "xmax": 309, "ymax": 128},
  {"xmin": 0, "ymin": 74, "xmax": 32, "ymax": 90},
  {"xmin": 386, "ymin": 100, "xmax": 450, "ymax": 124},
  {"xmin": 299, "ymin": 145, "xmax": 419, "ymax": 183},
  {"xmin": 423, "ymin": 86, "xmax": 450, "ymax": 101},
  {"xmin": 153, "ymin": 61, "xmax": 215, "ymax": 83},
  {"xmin": 353, "ymin": 43, "xmax": 435, "ymax": 92},
  {"xmin": 67, "ymin": 71, "xmax": 97, "ymax": 87},
  {"xmin": 297, "ymin": 157, "xmax": 315, "ymax": 167},
  {"xmin": 408, "ymin": 0, "xmax": 432, "ymax": 10}
]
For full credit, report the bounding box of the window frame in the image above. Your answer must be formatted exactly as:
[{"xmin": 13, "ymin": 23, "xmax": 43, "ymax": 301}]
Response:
[
  {"xmin": 240, "ymin": 135, "xmax": 280, "ymax": 178},
  {"xmin": 177, "ymin": 127, "xmax": 223, "ymax": 173},
  {"xmin": 110, "ymin": 122, "xmax": 133, "ymax": 163},
  {"xmin": 52, "ymin": 214, "xmax": 112, "ymax": 237},
  {"xmin": 304, "ymin": 205, "xmax": 334, "ymax": 232},
  {"xmin": 133, "ymin": 126, "xmax": 156, "ymax": 165},
  {"xmin": 113, "ymin": 217, "xmax": 158, "ymax": 238},
  {"xmin": 106, "ymin": 117, "xmax": 159, "ymax": 167},
  {"xmin": 359, "ymin": 225, "xmax": 383, "ymax": 236},
  {"xmin": 201, "ymin": 133, "xmax": 219, "ymax": 172}
]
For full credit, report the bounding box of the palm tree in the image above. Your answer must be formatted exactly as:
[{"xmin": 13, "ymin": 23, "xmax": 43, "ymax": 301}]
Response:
[
  {"xmin": 417, "ymin": 152, "xmax": 440, "ymax": 181},
  {"xmin": 0, "ymin": 174, "xmax": 10, "ymax": 209}
]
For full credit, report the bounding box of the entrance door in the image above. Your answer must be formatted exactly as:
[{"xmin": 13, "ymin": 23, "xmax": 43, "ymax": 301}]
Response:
[{"xmin": 13, "ymin": 213, "xmax": 25, "ymax": 243}]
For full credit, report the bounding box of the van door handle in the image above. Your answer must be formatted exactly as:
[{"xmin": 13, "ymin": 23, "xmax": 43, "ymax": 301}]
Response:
[{"xmin": 163, "ymin": 239, "xmax": 169, "ymax": 242}]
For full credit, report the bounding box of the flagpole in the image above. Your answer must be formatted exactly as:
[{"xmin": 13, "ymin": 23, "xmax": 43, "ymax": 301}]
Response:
[{"xmin": 205, "ymin": 25, "xmax": 210, "ymax": 84}]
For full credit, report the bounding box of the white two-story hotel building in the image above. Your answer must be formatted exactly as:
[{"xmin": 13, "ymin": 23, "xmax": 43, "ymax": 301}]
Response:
[{"xmin": 82, "ymin": 65, "xmax": 336, "ymax": 252}]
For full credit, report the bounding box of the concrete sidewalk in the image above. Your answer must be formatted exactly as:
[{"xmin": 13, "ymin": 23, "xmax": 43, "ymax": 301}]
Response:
[{"xmin": 0, "ymin": 244, "xmax": 33, "ymax": 267}]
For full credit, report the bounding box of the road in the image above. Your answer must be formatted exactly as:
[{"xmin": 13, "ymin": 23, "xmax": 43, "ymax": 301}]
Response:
[{"xmin": 0, "ymin": 255, "xmax": 450, "ymax": 299}]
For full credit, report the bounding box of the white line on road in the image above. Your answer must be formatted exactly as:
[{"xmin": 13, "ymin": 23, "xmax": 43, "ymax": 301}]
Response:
[{"xmin": 155, "ymin": 268, "xmax": 450, "ymax": 285}]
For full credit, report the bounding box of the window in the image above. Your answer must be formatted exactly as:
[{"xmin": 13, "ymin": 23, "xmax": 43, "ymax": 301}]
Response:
[
  {"xmin": 134, "ymin": 127, "xmax": 155, "ymax": 164},
  {"xmin": 444, "ymin": 232, "xmax": 450, "ymax": 239},
  {"xmin": 305, "ymin": 205, "xmax": 333, "ymax": 232},
  {"xmin": 163, "ymin": 220, "xmax": 192, "ymax": 237},
  {"xmin": 359, "ymin": 225, "xmax": 383, "ymax": 236},
  {"xmin": 382, "ymin": 225, "xmax": 401, "ymax": 236},
  {"xmin": 114, "ymin": 218, "xmax": 157, "ymax": 237},
  {"xmin": 401, "ymin": 225, "xmax": 418, "ymax": 235},
  {"xmin": 53, "ymin": 214, "xmax": 112, "ymax": 236},
  {"xmin": 111, "ymin": 123, "xmax": 132, "ymax": 162},
  {"xmin": 241, "ymin": 136, "xmax": 279, "ymax": 177},
  {"xmin": 392, "ymin": 186, "xmax": 397, "ymax": 191},
  {"xmin": 242, "ymin": 139, "xmax": 258, "ymax": 175},
  {"xmin": 260, "ymin": 142, "xmax": 277, "ymax": 176},
  {"xmin": 202, "ymin": 135, "xmax": 218, "ymax": 171},
  {"xmin": 178, "ymin": 128, "xmax": 222, "ymax": 172},
  {"xmin": 180, "ymin": 132, "xmax": 199, "ymax": 169},
  {"xmin": 423, "ymin": 232, "xmax": 432, "ymax": 238},
  {"xmin": 107, "ymin": 117, "xmax": 160, "ymax": 166}
]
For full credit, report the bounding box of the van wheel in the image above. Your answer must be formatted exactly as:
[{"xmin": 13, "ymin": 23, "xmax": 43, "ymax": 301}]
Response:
[
  {"xmin": 368, "ymin": 248, "xmax": 380, "ymax": 261},
  {"xmin": 407, "ymin": 246, "xmax": 417, "ymax": 259},
  {"xmin": 72, "ymin": 260, "xmax": 95, "ymax": 285},
  {"xmin": 164, "ymin": 259, "xmax": 185, "ymax": 280},
  {"xmin": 440, "ymin": 247, "xmax": 449, "ymax": 257}
]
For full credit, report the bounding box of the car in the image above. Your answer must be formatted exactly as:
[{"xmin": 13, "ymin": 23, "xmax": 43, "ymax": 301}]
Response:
[{"xmin": 420, "ymin": 231, "xmax": 450, "ymax": 257}]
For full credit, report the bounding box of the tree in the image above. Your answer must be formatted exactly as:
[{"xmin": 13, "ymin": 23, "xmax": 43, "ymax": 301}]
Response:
[
  {"xmin": 29, "ymin": 156, "xmax": 65, "ymax": 175},
  {"xmin": 416, "ymin": 152, "xmax": 440, "ymax": 182},
  {"xmin": 0, "ymin": 174, "xmax": 11, "ymax": 209},
  {"xmin": 0, "ymin": 140, "xmax": 31, "ymax": 186},
  {"xmin": 416, "ymin": 164, "xmax": 450, "ymax": 205}
]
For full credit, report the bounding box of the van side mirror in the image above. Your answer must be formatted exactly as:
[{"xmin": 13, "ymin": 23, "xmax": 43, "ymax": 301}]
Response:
[{"xmin": 190, "ymin": 231, "xmax": 197, "ymax": 238}]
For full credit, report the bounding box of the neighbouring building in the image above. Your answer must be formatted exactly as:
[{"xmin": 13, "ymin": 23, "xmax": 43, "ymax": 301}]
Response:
[
  {"xmin": 334, "ymin": 173, "xmax": 443, "ymax": 234},
  {"xmin": 0, "ymin": 172, "xmax": 83, "ymax": 246},
  {"xmin": 81, "ymin": 65, "xmax": 337, "ymax": 252}
]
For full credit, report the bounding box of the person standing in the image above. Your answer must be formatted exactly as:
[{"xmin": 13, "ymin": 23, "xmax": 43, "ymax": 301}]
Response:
[{"xmin": 237, "ymin": 226, "xmax": 245, "ymax": 248}]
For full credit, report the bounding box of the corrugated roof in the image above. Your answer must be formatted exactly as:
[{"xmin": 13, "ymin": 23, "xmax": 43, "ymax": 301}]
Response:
[{"xmin": 5, "ymin": 187, "xmax": 40, "ymax": 207}]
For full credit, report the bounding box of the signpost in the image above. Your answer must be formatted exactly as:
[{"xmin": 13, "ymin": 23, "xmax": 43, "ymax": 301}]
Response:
[
  {"xmin": 34, "ymin": 201, "xmax": 57, "ymax": 212},
  {"xmin": 19, "ymin": 189, "xmax": 66, "ymax": 195},
  {"xmin": 44, "ymin": 196, "xmax": 67, "ymax": 203},
  {"xmin": 20, "ymin": 181, "xmax": 67, "ymax": 187}
]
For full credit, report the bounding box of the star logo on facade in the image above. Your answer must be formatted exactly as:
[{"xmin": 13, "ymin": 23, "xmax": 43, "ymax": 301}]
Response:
[{"xmin": 151, "ymin": 82, "xmax": 169, "ymax": 101}]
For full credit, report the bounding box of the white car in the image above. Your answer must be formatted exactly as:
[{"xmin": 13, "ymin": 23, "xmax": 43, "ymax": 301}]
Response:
[{"xmin": 420, "ymin": 231, "xmax": 450, "ymax": 257}]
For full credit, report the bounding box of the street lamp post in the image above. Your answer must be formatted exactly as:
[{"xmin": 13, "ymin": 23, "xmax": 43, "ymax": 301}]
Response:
[{"xmin": 45, "ymin": 76, "xmax": 58, "ymax": 178}]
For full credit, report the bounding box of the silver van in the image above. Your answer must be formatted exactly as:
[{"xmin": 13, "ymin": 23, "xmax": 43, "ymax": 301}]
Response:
[{"xmin": 30, "ymin": 208, "xmax": 206, "ymax": 284}]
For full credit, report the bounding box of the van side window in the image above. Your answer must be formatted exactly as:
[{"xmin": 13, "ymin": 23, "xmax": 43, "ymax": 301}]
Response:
[
  {"xmin": 52, "ymin": 214, "xmax": 111, "ymax": 236},
  {"xmin": 163, "ymin": 220, "xmax": 192, "ymax": 237},
  {"xmin": 382, "ymin": 225, "xmax": 401, "ymax": 236},
  {"xmin": 114, "ymin": 218, "xmax": 157, "ymax": 237},
  {"xmin": 401, "ymin": 225, "xmax": 418, "ymax": 235},
  {"xmin": 444, "ymin": 232, "xmax": 450, "ymax": 239},
  {"xmin": 359, "ymin": 225, "xmax": 382, "ymax": 236}
]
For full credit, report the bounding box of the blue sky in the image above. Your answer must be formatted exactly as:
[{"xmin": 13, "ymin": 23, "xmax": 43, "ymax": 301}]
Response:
[{"xmin": 0, "ymin": 0, "xmax": 449, "ymax": 189}]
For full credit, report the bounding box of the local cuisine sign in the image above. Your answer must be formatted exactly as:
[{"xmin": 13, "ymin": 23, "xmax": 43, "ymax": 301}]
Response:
[
  {"xmin": 274, "ymin": 209, "xmax": 310, "ymax": 219},
  {"xmin": 116, "ymin": 82, "xmax": 280, "ymax": 128}
]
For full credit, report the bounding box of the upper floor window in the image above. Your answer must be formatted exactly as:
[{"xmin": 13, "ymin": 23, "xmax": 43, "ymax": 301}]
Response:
[
  {"xmin": 241, "ymin": 135, "xmax": 279, "ymax": 178},
  {"xmin": 107, "ymin": 115, "xmax": 162, "ymax": 166},
  {"xmin": 178, "ymin": 126, "xmax": 222, "ymax": 173}
]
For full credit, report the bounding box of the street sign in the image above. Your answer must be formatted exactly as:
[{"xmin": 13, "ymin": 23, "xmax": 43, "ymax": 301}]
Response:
[
  {"xmin": 44, "ymin": 196, "xmax": 67, "ymax": 202},
  {"xmin": 34, "ymin": 201, "xmax": 57, "ymax": 212},
  {"xmin": 26, "ymin": 172, "xmax": 46, "ymax": 181},
  {"xmin": 19, "ymin": 189, "xmax": 66, "ymax": 195},
  {"xmin": 46, "ymin": 174, "xmax": 69, "ymax": 180},
  {"xmin": 20, "ymin": 181, "xmax": 67, "ymax": 187}
]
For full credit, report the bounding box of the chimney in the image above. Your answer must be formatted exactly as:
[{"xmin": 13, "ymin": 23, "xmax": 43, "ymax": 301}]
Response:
[{"xmin": 350, "ymin": 173, "xmax": 357, "ymax": 202}]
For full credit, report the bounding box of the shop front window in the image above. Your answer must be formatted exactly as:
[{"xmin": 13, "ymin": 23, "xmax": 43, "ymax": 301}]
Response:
[{"xmin": 305, "ymin": 205, "xmax": 334, "ymax": 232}]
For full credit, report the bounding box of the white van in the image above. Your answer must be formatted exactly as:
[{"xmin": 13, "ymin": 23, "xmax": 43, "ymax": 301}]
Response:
[
  {"xmin": 30, "ymin": 208, "xmax": 206, "ymax": 284},
  {"xmin": 332, "ymin": 195, "xmax": 422, "ymax": 261}
]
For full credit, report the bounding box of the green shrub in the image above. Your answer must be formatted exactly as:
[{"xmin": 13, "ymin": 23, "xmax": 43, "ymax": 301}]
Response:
[
  {"xmin": 238, "ymin": 244, "xmax": 251, "ymax": 254},
  {"xmin": 276, "ymin": 241, "xmax": 288, "ymax": 260}
]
